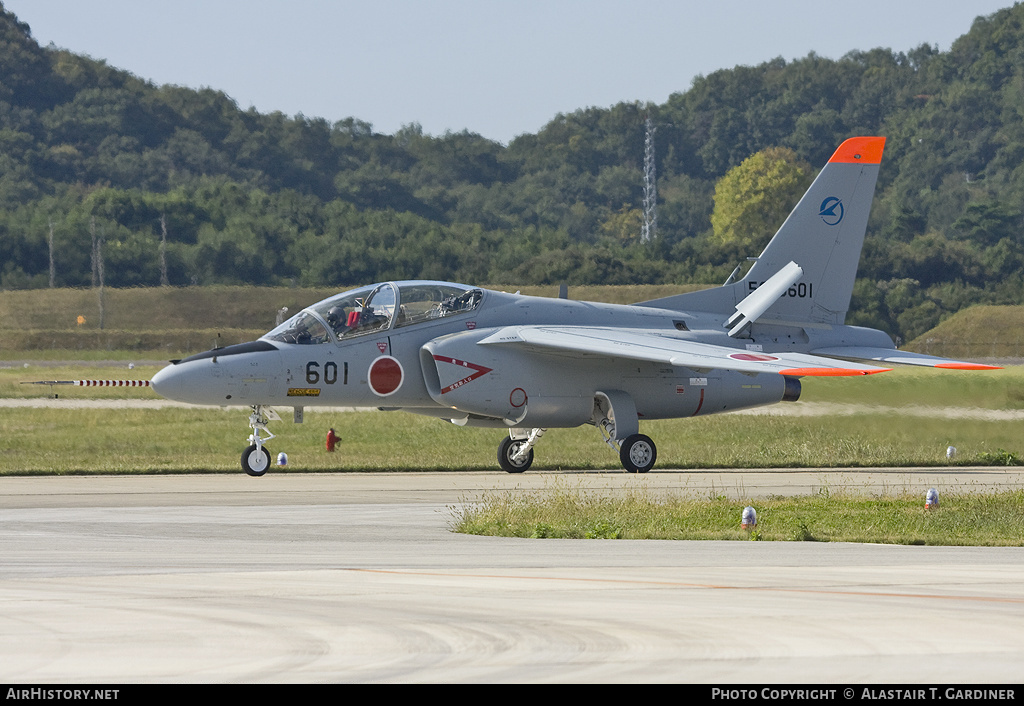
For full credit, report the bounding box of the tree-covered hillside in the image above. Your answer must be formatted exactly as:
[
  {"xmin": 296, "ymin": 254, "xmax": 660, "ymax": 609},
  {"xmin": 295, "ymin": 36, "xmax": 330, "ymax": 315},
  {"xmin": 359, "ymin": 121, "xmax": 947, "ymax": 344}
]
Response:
[{"xmin": 1, "ymin": 2, "xmax": 1023, "ymax": 342}]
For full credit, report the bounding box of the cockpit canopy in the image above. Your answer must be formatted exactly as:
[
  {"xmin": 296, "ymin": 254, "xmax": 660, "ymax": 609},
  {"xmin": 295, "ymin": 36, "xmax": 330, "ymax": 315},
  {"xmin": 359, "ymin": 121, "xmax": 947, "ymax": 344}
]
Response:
[{"xmin": 265, "ymin": 281, "xmax": 483, "ymax": 345}]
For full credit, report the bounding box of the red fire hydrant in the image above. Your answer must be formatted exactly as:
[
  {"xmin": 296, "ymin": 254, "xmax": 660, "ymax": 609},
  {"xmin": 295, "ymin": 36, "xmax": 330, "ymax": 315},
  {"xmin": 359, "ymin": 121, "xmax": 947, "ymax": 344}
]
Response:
[{"xmin": 326, "ymin": 427, "xmax": 340, "ymax": 452}]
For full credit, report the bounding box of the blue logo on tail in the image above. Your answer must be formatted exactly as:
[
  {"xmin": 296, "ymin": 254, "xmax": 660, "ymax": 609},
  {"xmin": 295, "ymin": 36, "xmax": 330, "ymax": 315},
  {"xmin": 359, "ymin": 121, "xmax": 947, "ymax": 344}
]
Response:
[{"xmin": 819, "ymin": 197, "xmax": 844, "ymax": 226}]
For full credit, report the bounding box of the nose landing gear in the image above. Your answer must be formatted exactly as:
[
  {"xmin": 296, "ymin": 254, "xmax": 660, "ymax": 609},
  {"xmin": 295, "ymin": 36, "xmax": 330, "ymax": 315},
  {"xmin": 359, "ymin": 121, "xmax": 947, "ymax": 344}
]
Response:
[
  {"xmin": 242, "ymin": 443, "xmax": 271, "ymax": 476},
  {"xmin": 241, "ymin": 405, "xmax": 278, "ymax": 477}
]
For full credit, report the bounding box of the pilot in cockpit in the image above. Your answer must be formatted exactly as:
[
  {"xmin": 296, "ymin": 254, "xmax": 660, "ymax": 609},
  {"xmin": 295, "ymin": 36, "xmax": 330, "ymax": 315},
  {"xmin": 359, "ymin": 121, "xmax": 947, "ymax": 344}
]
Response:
[
  {"xmin": 325, "ymin": 305, "xmax": 348, "ymax": 333},
  {"xmin": 439, "ymin": 289, "xmax": 482, "ymax": 316},
  {"xmin": 325, "ymin": 301, "xmax": 379, "ymax": 334},
  {"xmin": 352, "ymin": 306, "xmax": 387, "ymax": 331}
]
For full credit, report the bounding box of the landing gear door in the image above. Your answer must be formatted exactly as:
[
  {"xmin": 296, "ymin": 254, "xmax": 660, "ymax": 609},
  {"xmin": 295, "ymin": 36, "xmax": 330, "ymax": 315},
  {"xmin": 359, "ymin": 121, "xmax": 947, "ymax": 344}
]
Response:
[{"xmin": 593, "ymin": 390, "xmax": 638, "ymax": 442}]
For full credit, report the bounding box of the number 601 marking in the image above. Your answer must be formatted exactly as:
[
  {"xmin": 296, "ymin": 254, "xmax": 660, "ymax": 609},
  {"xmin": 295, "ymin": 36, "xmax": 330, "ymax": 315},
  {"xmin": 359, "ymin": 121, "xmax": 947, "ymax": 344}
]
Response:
[{"xmin": 306, "ymin": 361, "xmax": 340, "ymax": 384}]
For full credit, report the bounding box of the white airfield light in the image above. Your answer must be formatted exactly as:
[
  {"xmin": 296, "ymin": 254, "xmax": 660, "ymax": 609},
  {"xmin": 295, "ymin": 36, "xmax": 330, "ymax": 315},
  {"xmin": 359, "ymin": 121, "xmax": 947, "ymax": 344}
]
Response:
[{"xmin": 741, "ymin": 506, "xmax": 757, "ymax": 529}]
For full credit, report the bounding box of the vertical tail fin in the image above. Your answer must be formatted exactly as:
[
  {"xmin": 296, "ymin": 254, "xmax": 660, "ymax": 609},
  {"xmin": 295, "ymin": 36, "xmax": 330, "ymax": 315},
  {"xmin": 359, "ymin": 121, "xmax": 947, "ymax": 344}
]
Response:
[
  {"xmin": 639, "ymin": 136, "xmax": 886, "ymax": 326},
  {"xmin": 742, "ymin": 136, "xmax": 885, "ymax": 324}
]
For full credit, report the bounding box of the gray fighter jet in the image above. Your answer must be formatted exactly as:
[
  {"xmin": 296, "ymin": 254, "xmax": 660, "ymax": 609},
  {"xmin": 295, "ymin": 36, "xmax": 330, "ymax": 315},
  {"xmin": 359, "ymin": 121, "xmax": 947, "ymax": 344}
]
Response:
[{"xmin": 150, "ymin": 136, "xmax": 998, "ymax": 475}]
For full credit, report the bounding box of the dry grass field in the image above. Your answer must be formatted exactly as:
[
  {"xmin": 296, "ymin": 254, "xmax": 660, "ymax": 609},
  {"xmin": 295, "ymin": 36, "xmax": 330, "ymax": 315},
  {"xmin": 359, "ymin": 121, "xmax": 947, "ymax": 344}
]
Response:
[
  {"xmin": 2, "ymin": 283, "xmax": 1020, "ymax": 359},
  {"xmin": 0, "ymin": 284, "xmax": 703, "ymax": 357}
]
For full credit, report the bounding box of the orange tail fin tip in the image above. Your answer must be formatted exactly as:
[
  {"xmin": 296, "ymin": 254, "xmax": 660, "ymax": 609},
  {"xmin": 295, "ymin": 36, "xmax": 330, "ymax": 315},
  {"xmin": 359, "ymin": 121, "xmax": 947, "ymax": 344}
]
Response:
[{"xmin": 828, "ymin": 136, "xmax": 886, "ymax": 164}]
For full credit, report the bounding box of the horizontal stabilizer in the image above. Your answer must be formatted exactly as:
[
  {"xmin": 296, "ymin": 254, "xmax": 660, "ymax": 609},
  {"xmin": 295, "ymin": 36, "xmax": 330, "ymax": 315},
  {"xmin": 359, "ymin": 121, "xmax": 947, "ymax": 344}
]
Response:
[
  {"xmin": 479, "ymin": 326, "xmax": 890, "ymax": 376},
  {"xmin": 811, "ymin": 347, "xmax": 1001, "ymax": 370},
  {"xmin": 725, "ymin": 261, "xmax": 803, "ymax": 336}
]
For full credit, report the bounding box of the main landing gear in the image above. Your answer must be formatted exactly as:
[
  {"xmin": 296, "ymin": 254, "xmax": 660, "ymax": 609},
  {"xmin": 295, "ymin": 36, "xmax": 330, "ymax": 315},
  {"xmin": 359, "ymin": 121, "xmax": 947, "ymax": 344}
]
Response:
[
  {"xmin": 498, "ymin": 429, "xmax": 545, "ymax": 473},
  {"xmin": 618, "ymin": 433, "xmax": 657, "ymax": 474},
  {"xmin": 497, "ymin": 390, "xmax": 658, "ymax": 475},
  {"xmin": 496, "ymin": 427, "xmax": 657, "ymax": 474},
  {"xmin": 240, "ymin": 405, "xmax": 278, "ymax": 477}
]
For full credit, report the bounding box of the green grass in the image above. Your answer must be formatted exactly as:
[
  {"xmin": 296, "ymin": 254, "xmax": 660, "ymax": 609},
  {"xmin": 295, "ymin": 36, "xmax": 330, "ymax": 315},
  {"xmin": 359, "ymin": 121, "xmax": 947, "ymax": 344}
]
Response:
[
  {"xmin": 452, "ymin": 481, "xmax": 1024, "ymax": 545},
  {"xmin": 0, "ymin": 399, "xmax": 1022, "ymax": 474},
  {"xmin": 1, "ymin": 359, "xmax": 1023, "ymax": 475}
]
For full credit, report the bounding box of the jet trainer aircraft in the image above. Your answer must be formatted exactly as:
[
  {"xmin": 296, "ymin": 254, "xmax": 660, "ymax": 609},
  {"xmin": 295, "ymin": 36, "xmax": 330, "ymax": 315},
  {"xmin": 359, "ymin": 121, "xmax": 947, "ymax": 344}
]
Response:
[{"xmin": 150, "ymin": 136, "xmax": 999, "ymax": 476}]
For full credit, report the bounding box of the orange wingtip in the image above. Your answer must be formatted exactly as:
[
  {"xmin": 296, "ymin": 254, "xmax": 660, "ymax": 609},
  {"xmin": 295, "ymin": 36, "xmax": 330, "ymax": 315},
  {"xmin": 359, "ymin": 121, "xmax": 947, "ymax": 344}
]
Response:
[
  {"xmin": 828, "ymin": 136, "xmax": 886, "ymax": 165},
  {"xmin": 935, "ymin": 363, "xmax": 1002, "ymax": 370},
  {"xmin": 780, "ymin": 367, "xmax": 892, "ymax": 377}
]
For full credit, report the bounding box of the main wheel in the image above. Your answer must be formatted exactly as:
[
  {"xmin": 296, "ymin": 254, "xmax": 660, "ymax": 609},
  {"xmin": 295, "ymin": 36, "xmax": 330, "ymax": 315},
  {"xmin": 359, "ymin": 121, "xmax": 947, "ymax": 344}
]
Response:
[
  {"xmin": 498, "ymin": 436, "xmax": 533, "ymax": 473},
  {"xmin": 619, "ymin": 434, "xmax": 656, "ymax": 473},
  {"xmin": 241, "ymin": 443, "xmax": 271, "ymax": 477}
]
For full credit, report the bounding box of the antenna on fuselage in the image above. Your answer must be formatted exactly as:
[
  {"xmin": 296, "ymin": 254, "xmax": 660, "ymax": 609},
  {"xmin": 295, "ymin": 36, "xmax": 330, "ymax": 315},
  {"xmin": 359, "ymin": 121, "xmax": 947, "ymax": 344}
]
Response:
[{"xmin": 723, "ymin": 257, "xmax": 759, "ymax": 286}]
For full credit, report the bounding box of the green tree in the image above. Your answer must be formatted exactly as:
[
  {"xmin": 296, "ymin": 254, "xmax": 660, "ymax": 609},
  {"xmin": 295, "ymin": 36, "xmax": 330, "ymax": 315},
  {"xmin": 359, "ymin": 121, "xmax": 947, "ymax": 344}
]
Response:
[
  {"xmin": 599, "ymin": 204, "xmax": 643, "ymax": 244},
  {"xmin": 710, "ymin": 146, "xmax": 813, "ymax": 252}
]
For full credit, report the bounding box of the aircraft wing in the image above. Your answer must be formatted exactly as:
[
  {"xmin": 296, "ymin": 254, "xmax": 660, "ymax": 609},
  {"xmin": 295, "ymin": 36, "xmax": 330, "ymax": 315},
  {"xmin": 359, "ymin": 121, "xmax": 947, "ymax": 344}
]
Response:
[
  {"xmin": 477, "ymin": 326, "xmax": 890, "ymax": 376},
  {"xmin": 811, "ymin": 346, "xmax": 1001, "ymax": 370}
]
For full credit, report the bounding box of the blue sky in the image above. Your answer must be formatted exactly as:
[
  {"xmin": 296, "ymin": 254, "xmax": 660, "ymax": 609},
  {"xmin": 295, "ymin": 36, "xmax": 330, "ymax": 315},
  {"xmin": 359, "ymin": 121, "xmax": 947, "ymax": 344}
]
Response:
[{"xmin": 5, "ymin": 0, "xmax": 1017, "ymax": 144}]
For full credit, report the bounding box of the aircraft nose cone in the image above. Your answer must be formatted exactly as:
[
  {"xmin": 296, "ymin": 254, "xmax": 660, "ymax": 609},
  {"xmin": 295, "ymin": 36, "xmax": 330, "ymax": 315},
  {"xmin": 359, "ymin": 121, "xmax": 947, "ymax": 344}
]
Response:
[{"xmin": 150, "ymin": 362, "xmax": 196, "ymax": 403}]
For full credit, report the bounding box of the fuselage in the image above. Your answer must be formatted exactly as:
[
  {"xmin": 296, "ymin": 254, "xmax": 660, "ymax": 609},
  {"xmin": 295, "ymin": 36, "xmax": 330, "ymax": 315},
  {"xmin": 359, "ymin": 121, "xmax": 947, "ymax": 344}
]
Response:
[{"xmin": 150, "ymin": 280, "xmax": 886, "ymax": 428}]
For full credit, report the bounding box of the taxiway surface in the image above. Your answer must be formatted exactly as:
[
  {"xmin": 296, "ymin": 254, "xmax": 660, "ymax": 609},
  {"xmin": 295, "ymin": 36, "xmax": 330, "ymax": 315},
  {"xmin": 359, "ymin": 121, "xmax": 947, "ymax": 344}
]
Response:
[{"xmin": 2, "ymin": 471, "xmax": 1023, "ymax": 683}]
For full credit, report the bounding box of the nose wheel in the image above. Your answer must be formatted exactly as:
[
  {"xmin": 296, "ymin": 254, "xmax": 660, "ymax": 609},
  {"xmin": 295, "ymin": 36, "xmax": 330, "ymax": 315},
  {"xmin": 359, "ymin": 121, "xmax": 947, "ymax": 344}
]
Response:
[
  {"xmin": 241, "ymin": 405, "xmax": 277, "ymax": 477},
  {"xmin": 242, "ymin": 444, "xmax": 271, "ymax": 477}
]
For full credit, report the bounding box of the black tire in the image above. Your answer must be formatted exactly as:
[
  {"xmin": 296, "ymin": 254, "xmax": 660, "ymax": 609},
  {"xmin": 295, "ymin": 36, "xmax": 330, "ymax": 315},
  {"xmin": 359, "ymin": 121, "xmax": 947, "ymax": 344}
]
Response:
[
  {"xmin": 619, "ymin": 434, "xmax": 656, "ymax": 473},
  {"xmin": 498, "ymin": 436, "xmax": 533, "ymax": 473},
  {"xmin": 241, "ymin": 444, "xmax": 271, "ymax": 477}
]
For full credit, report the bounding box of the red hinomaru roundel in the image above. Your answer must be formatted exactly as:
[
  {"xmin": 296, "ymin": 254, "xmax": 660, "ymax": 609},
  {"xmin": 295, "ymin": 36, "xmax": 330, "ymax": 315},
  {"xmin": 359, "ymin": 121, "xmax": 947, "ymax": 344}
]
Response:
[
  {"xmin": 728, "ymin": 353, "xmax": 780, "ymax": 362},
  {"xmin": 368, "ymin": 356, "xmax": 404, "ymax": 396}
]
